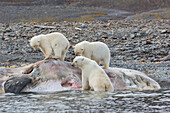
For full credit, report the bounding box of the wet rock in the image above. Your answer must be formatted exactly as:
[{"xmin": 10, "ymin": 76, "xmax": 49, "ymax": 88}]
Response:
[
  {"xmin": 145, "ymin": 40, "xmax": 153, "ymax": 44},
  {"xmin": 132, "ymin": 28, "xmax": 138, "ymax": 33},
  {"xmin": 122, "ymin": 36, "xmax": 127, "ymax": 40},
  {"xmin": 160, "ymin": 29, "xmax": 167, "ymax": 34},
  {"xmin": 5, "ymin": 28, "xmax": 12, "ymax": 32},
  {"xmin": 0, "ymin": 36, "xmax": 3, "ymax": 40},
  {"xmin": 102, "ymin": 35, "xmax": 108, "ymax": 39},
  {"xmin": 112, "ymin": 36, "xmax": 117, "ymax": 39},
  {"xmin": 9, "ymin": 33, "xmax": 16, "ymax": 37},
  {"xmin": 130, "ymin": 34, "xmax": 135, "ymax": 38},
  {"xmin": 33, "ymin": 25, "xmax": 56, "ymax": 29},
  {"xmin": 136, "ymin": 33, "xmax": 141, "ymax": 37},
  {"xmin": 75, "ymin": 27, "xmax": 82, "ymax": 31},
  {"xmin": 81, "ymin": 24, "xmax": 86, "ymax": 28}
]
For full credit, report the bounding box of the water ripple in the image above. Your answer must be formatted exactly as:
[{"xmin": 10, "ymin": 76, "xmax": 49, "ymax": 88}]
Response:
[{"xmin": 0, "ymin": 89, "xmax": 170, "ymax": 112}]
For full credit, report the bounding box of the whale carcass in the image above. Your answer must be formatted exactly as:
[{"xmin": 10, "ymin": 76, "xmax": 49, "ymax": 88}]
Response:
[{"xmin": 0, "ymin": 59, "xmax": 160, "ymax": 93}]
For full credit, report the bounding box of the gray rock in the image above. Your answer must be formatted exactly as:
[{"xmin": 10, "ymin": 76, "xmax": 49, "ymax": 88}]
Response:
[
  {"xmin": 5, "ymin": 28, "xmax": 12, "ymax": 32},
  {"xmin": 102, "ymin": 35, "xmax": 108, "ymax": 39},
  {"xmin": 122, "ymin": 36, "xmax": 127, "ymax": 40},
  {"xmin": 81, "ymin": 24, "xmax": 86, "ymax": 28},
  {"xmin": 75, "ymin": 27, "xmax": 82, "ymax": 31},
  {"xmin": 9, "ymin": 33, "xmax": 15, "ymax": 37},
  {"xmin": 130, "ymin": 34, "xmax": 135, "ymax": 38},
  {"xmin": 160, "ymin": 29, "xmax": 167, "ymax": 34},
  {"xmin": 136, "ymin": 33, "xmax": 141, "ymax": 37}
]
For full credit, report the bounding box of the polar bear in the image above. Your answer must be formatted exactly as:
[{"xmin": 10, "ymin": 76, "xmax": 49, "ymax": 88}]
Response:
[
  {"xmin": 74, "ymin": 41, "xmax": 110, "ymax": 69},
  {"xmin": 30, "ymin": 32, "xmax": 70, "ymax": 60},
  {"xmin": 72, "ymin": 56, "xmax": 114, "ymax": 92}
]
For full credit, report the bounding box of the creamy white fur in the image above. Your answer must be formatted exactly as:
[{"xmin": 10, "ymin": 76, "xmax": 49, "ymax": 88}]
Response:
[
  {"xmin": 30, "ymin": 32, "xmax": 70, "ymax": 60},
  {"xmin": 74, "ymin": 41, "xmax": 110, "ymax": 69},
  {"xmin": 73, "ymin": 56, "xmax": 114, "ymax": 92}
]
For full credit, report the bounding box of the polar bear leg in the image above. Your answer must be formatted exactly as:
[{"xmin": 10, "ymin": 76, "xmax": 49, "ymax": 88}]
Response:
[
  {"xmin": 106, "ymin": 84, "xmax": 114, "ymax": 91},
  {"xmin": 95, "ymin": 60, "xmax": 100, "ymax": 65},
  {"xmin": 53, "ymin": 48, "xmax": 62, "ymax": 60},
  {"xmin": 61, "ymin": 50, "xmax": 67, "ymax": 61},
  {"xmin": 93, "ymin": 85, "xmax": 105, "ymax": 91},
  {"xmin": 82, "ymin": 78, "xmax": 90, "ymax": 90},
  {"xmin": 102, "ymin": 59, "xmax": 108, "ymax": 69},
  {"xmin": 40, "ymin": 46, "xmax": 52, "ymax": 60},
  {"xmin": 61, "ymin": 45, "xmax": 69, "ymax": 61}
]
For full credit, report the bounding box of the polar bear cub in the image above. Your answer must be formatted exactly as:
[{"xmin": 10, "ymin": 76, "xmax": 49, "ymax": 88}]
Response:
[
  {"xmin": 74, "ymin": 41, "xmax": 110, "ymax": 69},
  {"xmin": 30, "ymin": 32, "xmax": 70, "ymax": 60},
  {"xmin": 72, "ymin": 56, "xmax": 114, "ymax": 92}
]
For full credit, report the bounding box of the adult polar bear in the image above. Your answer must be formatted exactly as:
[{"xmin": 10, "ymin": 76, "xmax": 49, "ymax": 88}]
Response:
[
  {"xmin": 30, "ymin": 32, "xmax": 70, "ymax": 60},
  {"xmin": 74, "ymin": 41, "xmax": 110, "ymax": 69},
  {"xmin": 72, "ymin": 56, "xmax": 114, "ymax": 92}
]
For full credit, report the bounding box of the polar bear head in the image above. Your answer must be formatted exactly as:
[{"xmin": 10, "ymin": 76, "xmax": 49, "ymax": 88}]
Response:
[
  {"xmin": 73, "ymin": 56, "xmax": 90, "ymax": 68},
  {"xmin": 74, "ymin": 41, "xmax": 89, "ymax": 56},
  {"xmin": 73, "ymin": 56, "xmax": 97, "ymax": 70},
  {"xmin": 30, "ymin": 35, "xmax": 43, "ymax": 50}
]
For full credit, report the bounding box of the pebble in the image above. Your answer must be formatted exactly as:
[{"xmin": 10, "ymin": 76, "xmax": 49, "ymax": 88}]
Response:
[
  {"xmin": 81, "ymin": 24, "xmax": 86, "ymax": 28},
  {"xmin": 160, "ymin": 29, "xmax": 167, "ymax": 34},
  {"xmin": 130, "ymin": 34, "xmax": 135, "ymax": 38},
  {"xmin": 136, "ymin": 33, "xmax": 141, "ymax": 37},
  {"xmin": 75, "ymin": 27, "xmax": 82, "ymax": 31}
]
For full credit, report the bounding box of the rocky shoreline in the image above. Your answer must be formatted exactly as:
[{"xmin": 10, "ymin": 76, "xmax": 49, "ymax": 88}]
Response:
[{"xmin": 0, "ymin": 19, "xmax": 170, "ymax": 84}]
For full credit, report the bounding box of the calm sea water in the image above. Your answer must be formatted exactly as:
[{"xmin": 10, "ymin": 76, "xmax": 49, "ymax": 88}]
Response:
[{"xmin": 0, "ymin": 89, "xmax": 170, "ymax": 113}]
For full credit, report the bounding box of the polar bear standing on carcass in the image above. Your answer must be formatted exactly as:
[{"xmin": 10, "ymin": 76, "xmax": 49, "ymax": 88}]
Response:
[
  {"xmin": 72, "ymin": 56, "xmax": 114, "ymax": 92},
  {"xmin": 74, "ymin": 41, "xmax": 110, "ymax": 69},
  {"xmin": 30, "ymin": 32, "xmax": 70, "ymax": 60}
]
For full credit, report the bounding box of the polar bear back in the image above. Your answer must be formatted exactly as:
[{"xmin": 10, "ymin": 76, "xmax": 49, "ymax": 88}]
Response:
[
  {"xmin": 46, "ymin": 32, "xmax": 69, "ymax": 48},
  {"xmin": 84, "ymin": 42, "xmax": 110, "ymax": 60},
  {"xmin": 30, "ymin": 32, "xmax": 70, "ymax": 60}
]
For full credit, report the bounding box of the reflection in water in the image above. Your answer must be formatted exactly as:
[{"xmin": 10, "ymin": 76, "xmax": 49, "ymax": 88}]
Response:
[{"xmin": 0, "ymin": 89, "xmax": 170, "ymax": 112}]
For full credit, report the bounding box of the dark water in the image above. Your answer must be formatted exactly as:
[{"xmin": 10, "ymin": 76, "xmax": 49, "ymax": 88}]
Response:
[{"xmin": 0, "ymin": 89, "xmax": 170, "ymax": 113}]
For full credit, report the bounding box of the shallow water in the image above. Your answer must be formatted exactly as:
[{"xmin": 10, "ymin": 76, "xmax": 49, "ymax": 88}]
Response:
[
  {"xmin": 0, "ymin": 61, "xmax": 169, "ymax": 112},
  {"xmin": 0, "ymin": 89, "xmax": 170, "ymax": 113}
]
